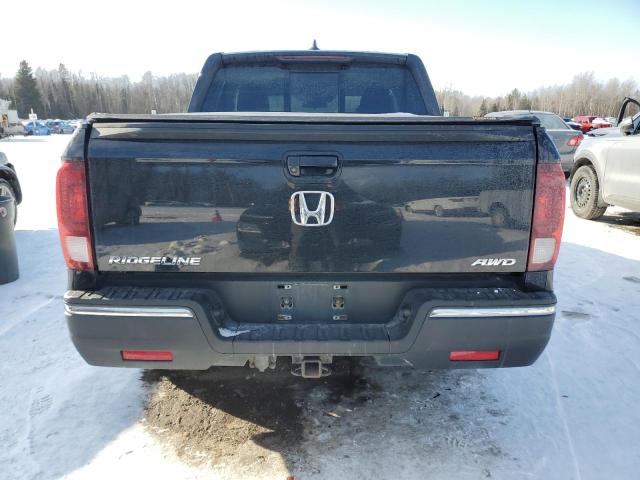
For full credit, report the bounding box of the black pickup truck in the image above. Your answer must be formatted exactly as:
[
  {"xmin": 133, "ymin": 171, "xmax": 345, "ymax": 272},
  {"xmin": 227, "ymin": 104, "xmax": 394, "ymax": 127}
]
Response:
[{"xmin": 57, "ymin": 50, "xmax": 565, "ymax": 377}]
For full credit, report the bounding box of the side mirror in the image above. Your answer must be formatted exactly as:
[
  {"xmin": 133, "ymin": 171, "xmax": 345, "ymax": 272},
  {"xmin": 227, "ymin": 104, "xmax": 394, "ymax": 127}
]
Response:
[
  {"xmin": 619, "ymin": 117, "xmax": 633, "ymax": 135},
  {"xmin": 616, "ymin": 97, "xmax": 640, "ymax": 134}
]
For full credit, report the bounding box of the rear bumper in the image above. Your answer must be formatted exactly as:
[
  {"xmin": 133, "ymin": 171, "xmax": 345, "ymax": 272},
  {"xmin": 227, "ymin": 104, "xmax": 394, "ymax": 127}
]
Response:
[
  {"xmin": 559, "ymin": 152, "xmax": 575, "ymax": 172},
  {"xmin": 64, "ymin": 286, "xmax": 556, "ymax": 370}
]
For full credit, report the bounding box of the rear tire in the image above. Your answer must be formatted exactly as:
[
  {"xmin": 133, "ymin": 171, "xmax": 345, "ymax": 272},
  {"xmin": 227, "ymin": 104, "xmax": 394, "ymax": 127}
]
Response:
[{"xmin": 570, "ymin": 165, "xmax": 607, "ymax": 220}]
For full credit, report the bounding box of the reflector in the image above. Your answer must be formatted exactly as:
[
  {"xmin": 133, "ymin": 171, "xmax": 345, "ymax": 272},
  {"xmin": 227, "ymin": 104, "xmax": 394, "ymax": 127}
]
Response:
[
  {"xmin": 450, "ymin": 351, "xmax": 500, "ymax": 361},
  {"xmin": 121, "ymin": 350, "xmax": 173, "ymax": 361}
]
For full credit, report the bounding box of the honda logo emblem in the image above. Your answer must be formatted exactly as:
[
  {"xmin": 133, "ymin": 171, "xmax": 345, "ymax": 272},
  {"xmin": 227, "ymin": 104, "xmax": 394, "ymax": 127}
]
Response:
[{"xmin": 290, "ymin": 191, "xmax": 334, "ymax": 227}]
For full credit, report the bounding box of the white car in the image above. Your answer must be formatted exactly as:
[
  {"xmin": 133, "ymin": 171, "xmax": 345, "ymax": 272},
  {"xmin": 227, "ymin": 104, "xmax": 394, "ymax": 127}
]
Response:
[{"xmin": 570, "ymin": 97, "xmax": 640, "ymax": 219}]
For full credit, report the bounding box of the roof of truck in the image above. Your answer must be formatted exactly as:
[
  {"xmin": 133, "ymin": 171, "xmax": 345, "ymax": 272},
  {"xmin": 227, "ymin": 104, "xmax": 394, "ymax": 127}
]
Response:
[{"xmin": 215, "ymin": 50, "xmax": 410, "ymax": 65}]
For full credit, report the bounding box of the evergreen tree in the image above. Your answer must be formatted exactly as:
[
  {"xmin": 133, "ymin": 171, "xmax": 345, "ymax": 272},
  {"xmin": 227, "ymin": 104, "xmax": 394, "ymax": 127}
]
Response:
[
  {"xmin": 478, "ymin": 98, "xmax": 488, "ymax": 116},
  {"xmin": 14, "ymin": 61, "xmax": 43, "ymax": 117},
  {"xmin": 518, "ymin": 94, "xmax": 532, "ymax": 110},
  {"xmin": 506, "ymin": 88, "xmax": 521, "ymax": 110}
]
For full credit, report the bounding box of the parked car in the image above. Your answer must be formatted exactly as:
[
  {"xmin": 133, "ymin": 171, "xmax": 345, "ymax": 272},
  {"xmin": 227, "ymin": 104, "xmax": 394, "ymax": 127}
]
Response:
[
  {"xmin": 574, "ymin": 115, "xmax": 605, "ymax": 133},
  {"xmin": 59, "ymin": 121, "xmax": 75, "ymax": 134},
  {"xmin": 46, "ymin": 120, "xmax": 63, "ymax": 134},
  {"xmin": 0, "ymin": 123, "xmax": 25, "ymax": 138},
  {"xmin": 486, "ymin": 110, "xmax": 583, "ymax": 173},
  {"xmin": 563, "ymin": 117, "xmax": 582, "ymax": 131},
  {"xmin": 591, "ymin": 117, "xmax": 613, "ymax": 129},
  {"xmin": 570, "ymin": 97, "xmax": 640, "ymax": 219},
  {"xmin": 23, "ymin": 121, "xmax": 50, "ymax": 136},
  {"xmin": 585, "ymin": 126, "xmax": 623, "ymax": 139},
  {"xmin": 0, "ymin": 152, "xmax": 22, "ymax": 225},
  {"xmin": 58, "ymin": 50, "xmax": 564, "ymax": 377},
  {"xmin": 46, "ymin": 120, "xmax": 74, "ymax": 134}
]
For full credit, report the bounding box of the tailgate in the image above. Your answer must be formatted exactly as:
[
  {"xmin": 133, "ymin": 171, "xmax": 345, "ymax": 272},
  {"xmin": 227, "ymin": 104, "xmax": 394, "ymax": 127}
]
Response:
[{"xmin": 86, "ymin": 115, "xmax": 537, "ymax": 274}]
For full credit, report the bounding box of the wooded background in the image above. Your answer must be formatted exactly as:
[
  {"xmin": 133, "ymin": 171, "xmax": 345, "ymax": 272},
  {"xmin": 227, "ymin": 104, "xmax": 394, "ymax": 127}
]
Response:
[{"xmin": 1, "ymin": 61, "xmax": 638, "ymax": 119}]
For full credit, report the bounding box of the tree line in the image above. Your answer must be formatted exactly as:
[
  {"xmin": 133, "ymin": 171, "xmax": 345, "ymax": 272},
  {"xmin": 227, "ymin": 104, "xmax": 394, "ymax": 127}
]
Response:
[
  {"xmin": 438, "ymin": 72, "xmax": 639, "ymax": 118},
  {"xmin": 0, "ymin": 61, "xmax": 197, "ymax": 119},
  {"xmin": 1, "ymin": 60, "xmax": 638, "ymax": 119}
]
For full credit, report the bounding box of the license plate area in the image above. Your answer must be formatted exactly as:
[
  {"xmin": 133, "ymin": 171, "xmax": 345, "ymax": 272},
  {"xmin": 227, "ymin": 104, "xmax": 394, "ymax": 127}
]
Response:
[{"xmin": 274, "ymin": 282, "xmax": 349, "ymax": 322}]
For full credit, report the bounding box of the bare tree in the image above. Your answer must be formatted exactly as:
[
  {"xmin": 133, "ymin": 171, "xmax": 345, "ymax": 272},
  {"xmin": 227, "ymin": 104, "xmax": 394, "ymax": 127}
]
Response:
[{"xmin": 436, "ymin": 72, "xmax": 638, "ymax": 118}]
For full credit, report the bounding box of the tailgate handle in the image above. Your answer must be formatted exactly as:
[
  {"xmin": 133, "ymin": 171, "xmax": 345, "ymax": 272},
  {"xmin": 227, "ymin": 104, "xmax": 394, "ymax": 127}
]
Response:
[{"xmin": 287, "ymin": 155, "xmax": 339, "ymax": 177}]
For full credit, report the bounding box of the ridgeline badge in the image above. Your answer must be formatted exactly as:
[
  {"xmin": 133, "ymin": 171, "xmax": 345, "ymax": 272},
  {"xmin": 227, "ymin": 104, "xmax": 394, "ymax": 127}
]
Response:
[{"xmin": 108, "ymin": 256, "xmax": 202, "ymax": 266}]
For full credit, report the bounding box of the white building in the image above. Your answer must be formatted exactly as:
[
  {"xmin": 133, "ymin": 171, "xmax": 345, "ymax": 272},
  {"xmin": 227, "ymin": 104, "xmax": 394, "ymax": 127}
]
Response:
[{"xmin": 1, "ymin": 98, "xmax": 23, "ymax": 135}]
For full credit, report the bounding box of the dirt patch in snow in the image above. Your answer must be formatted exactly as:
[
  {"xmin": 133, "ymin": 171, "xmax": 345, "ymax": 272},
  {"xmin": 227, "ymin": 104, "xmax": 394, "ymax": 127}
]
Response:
[
  {"xmin": 141, "ymin": 358, "xmax": 371, "ymax": 470},
  {"xmin": 140, "ymin": 360, "xmax": 510, "ymax": 479}
]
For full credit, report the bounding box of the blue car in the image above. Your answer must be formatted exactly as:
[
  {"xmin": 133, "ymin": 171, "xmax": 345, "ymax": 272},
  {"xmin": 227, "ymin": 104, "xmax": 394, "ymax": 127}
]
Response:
[
  {"xmin": 23, "ymin": 121, "xmax": 50, "ymax": 136},
  {"xmin": 59, "ymin": 120, "xmax": 75, "ymax": 134}
]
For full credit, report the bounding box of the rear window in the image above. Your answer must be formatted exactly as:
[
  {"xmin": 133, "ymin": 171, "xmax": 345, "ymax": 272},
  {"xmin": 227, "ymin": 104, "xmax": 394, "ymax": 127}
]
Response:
[
  {"xmin": 536, "ymin": 113, "xmax": 570, "ymax": 130},
  {"xmin": 201, "ymin": 64, "xmax": 427, "ymax": 114}
]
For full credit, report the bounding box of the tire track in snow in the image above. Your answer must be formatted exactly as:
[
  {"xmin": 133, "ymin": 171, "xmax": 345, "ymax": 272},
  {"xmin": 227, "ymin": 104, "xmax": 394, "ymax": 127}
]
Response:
[
  {"xmin": 0, "ymin": 297, "xmax": 57, "ymax": 338},
  {"xmin": 544, "ymin": 351, "xmax": 583, "ymax": 480}
]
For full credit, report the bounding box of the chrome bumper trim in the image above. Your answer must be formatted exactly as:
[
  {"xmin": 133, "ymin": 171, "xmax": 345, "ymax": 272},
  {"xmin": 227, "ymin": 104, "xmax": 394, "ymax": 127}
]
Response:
[
  {"xmin": 64, "ymin": 305, "xmax": 194, "ymax": 318},
  {"xmin": 429, "ymin": 305, "xmax": 555, "ymax": 318}
]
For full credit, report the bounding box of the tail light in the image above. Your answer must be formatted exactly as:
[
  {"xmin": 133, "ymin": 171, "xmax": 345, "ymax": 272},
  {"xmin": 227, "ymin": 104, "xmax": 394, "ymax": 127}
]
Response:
[
  {"xmin": 528, "ymin": 162, "xmax": 565, "ymax": 271},
  {"xmin": 56, "ymin": 162, "xmax": 94, "ymax": 270},
  {"xmin": 567, "ymin": 135, "xmax": 583, "ymax": 147}
]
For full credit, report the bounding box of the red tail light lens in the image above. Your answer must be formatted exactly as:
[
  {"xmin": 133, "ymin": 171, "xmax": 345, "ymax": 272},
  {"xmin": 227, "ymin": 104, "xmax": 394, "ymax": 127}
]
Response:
[
  {"xmin": 56, "ymin": 162, "xmax": 94, "ymax": 271},
  {"xmin": 567, "ymin": 135, "xmax": 583, "ymax": 147},
  {"xmin": 528, "ymin": 163, "xmax": 565, "ymax": 271},
  {"xmin": 450, "ymin": 350, "xmax": 500, "ymax": 361},
  {"xmin": 121, "ymin": 350, "xmax": 173, "ymax": 361}
]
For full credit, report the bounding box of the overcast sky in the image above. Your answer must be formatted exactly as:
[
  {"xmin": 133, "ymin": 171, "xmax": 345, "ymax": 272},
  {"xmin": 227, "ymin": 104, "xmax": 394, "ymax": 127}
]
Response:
[{"xmin": 2, "ymin": 0, "xmax": 638, "ymax": 97}]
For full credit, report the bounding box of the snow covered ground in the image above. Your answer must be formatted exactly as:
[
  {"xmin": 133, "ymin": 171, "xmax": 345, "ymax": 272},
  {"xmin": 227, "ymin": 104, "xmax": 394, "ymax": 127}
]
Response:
[{"xmin": 1, "ymin": 135, "xmax": 639, "ymax": 480}]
